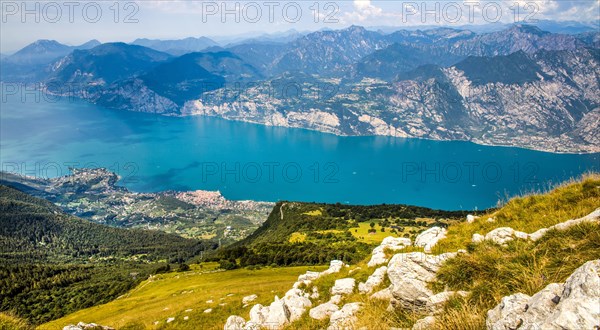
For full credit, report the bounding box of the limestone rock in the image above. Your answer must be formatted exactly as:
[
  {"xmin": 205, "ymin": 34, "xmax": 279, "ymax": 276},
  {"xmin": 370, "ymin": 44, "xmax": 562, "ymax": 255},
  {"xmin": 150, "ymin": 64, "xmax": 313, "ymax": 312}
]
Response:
[
  {"xmin": 358, "ymin": 266, "xmax": 387, "ymax": 294},
  {"xmin": 529, "ymin": 228, "xmax": 549, "ymax": 242},
  {"xmin": 552, "ymin": 208, "xmax": 600, "ymax": 231},
  {"xmin": 222, "ymin": 316, "xmax": 250, "ymax": 330},
  {"xmin": 467, "ymin": 214, "xmax": 478, "ymax": 223},
  {"xmin": 387, "ymin": 252, "xmax": 456, "ymax": 312},
  {"xmin": 63, "ymin": 323, "xmax": 114, "ymax": 330},
  {"xmin": 327, "ymin": 302, "xmax": 362, "ymax": 330},
  {"xmin": 321, "ymin": 260, "xmax": 346, "ymax": 276},
  {"xmin": 414, "ymin": 227, "xmax": 447, "ymax": 253},
  {"xmin": 329, "ymin": 294, "xmax": 343, "ymax": 305},
  {"xmin": 310, "ymin": 286, "xmax": 320, "ymax": 299},
  {"xmin": 309, "ymin": 302, "xmax": 339, "ymax": 320},
  {"xmin": 265, "ymin": 297, "xmax": 291, "ymax": 328},
  {"xmin": 484, "ymin": 227, "xmax": 528, "ymax": 246},
  {"xmin": 486, "ymin": 260, "xmax": 600, "ymax": 330},
  {"xmin": 249, "ymin": 304, "xmax": 269, "ymax": 325},
  {"xmin": 367, "ymin": 236, "xmax": 411, "ymax": 267},
  {"xmin": 298, "ymin": 271, "xmax": 320, "ymax": 282},
  {"xmin": 370, "ymin": 286, "xmax": 393, "ymax": 300},
  {"xmin": 331, "ymin": 278, "xmax": 356, "ymax": 295},
  {"xmin": 412, "ymin": 316, "xmax": 436, "ymax": 330},
  {"xmin": 472, "ymin": 233, "xmax": 485, "ymax": 243},
  {"xmin": 282, "ymin": 288, "xmax": 312, "ymax": 322},
  {"xmin": 242, "ymin": 294, "xmax": 258, "ymax": 305}
]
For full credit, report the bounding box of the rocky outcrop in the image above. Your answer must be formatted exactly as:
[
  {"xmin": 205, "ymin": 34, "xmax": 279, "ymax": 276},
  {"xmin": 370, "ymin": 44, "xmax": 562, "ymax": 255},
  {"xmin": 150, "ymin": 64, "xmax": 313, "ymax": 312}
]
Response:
[
  {"xmin": 370, "ymin": 286, "xmax": 393, "ymax": 300},
  {"xmin": 412, "ymin": 316, "xmax": 436, "ymax": 330},
  {"xmin": 225, "ymin": 260, "xmax": 346, "ymax": 330},
  {"xmin": 282, "ymin": 289, "xmax": 312, "ymax": 322},
  {"xmin": 358, "ymin": 266, "xmax": 387, "ymax": 294},
  {"xmin": 472, "ymin": 233, "xmax": 485, "ymax": 243},
  {"xmin": 242, "ymin": 294, "xmax": 258, "ymax": 305},
  {"xmin": 387, "ymin": 252, "xmax": 457, "ymax": 313},
  {"xmin": 63, "ymin": 323, "xmax": 114, "ymax": 330},
  {"xmin": 321, "ymin": 260, "xmax": 347, "ymax": 276},
  {"xmin": 414, "ymin": 227, "xmax": 447, "ymax": 253},
  {"xmin": 485, "ymin": 227, "xmax": 529, "ymax": 246},
  {"xmin": 327, "ymin": 302, "xmax": 363, "ymax": 330},
  {"xmin": 224, "ymin": 316, "xmax": 246, "ymax": 330},
  {"xmin": 367, "ymin": 236, "xmax": 411, "ymax": 267},
  {"xmin": 487, "ymin": 259, "xmax": 600, "ymax": 330},
  {"xmin": 309, "ymin": 302, "xmax": 339, "ymax": 320},
  {"xmin": 331, "ymin": 278, "xmax": 356, "ymax": 296},
  {"xmin": 473, "ymin": 208, "xmax": 600, "ymax": 246}
]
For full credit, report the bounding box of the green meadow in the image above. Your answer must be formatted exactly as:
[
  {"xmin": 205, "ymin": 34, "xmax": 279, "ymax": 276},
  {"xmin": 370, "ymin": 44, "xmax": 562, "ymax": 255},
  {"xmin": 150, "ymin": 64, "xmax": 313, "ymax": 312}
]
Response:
[{"xmin": 41, "ymin": 264, "xmax": 325, "ymax": 330}]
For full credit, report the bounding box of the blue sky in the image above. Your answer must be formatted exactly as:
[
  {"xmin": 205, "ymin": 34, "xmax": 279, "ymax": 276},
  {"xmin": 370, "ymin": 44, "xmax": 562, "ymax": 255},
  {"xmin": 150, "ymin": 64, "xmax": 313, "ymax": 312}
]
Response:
[{"xmin": 1, "ymin": 0, "xmax": 599, "ymax": 52}]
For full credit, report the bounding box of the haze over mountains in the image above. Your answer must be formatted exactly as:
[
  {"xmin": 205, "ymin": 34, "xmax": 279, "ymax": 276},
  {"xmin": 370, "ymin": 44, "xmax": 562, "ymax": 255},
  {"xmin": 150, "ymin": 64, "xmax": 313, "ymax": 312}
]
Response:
[{"xmin": 1, "ymin": 23, "xmax": 599, "ymax": 153}]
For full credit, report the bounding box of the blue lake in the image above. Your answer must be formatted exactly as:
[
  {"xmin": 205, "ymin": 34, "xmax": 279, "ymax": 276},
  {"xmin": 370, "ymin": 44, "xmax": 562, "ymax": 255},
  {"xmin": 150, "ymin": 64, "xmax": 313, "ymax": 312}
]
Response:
[{"xmin": 1, "ymin": 92, "xmax": 598, "ymax": 210}]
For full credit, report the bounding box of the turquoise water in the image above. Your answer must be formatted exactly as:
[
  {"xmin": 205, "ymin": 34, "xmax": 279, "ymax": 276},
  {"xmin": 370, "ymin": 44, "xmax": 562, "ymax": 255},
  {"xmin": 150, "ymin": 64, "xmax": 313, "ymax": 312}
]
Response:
[{"xmin": 1, "ymin": 93, "xmax": 598, "ymax": 210}]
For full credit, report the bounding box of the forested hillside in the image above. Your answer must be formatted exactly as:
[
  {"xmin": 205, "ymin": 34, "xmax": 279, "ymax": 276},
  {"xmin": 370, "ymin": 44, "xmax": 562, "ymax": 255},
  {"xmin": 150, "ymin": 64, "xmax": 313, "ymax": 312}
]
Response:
[
  {"xmin": 0, "ymin": 185, "xmax": 215, "ymax": 325},
  {"xmin": 215, "ymin": 202, "xmax": 474, "ymax": 268}
]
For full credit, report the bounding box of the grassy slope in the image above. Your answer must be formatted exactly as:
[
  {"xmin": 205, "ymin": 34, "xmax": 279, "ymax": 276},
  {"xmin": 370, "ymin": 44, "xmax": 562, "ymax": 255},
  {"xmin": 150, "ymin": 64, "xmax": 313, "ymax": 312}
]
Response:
[
  {"xmin": 0, "ymin": 313, "xmax": 33, "ymax": 330},
  {"xmin": 436, "ymin": 174, "xmax": 600, "ymax": 252},
  {"xmin": 41, "ymin": 264, "xmax": 326, "ymax": 330}
]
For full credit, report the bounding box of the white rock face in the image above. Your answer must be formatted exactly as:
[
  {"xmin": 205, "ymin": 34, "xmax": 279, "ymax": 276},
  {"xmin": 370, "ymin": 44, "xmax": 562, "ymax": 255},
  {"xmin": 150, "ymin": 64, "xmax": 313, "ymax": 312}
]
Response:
[
  {"xmin": 242, "ymin": 294, "xmax": 258, "ymax": 304},
  {"xmin": 412, "ymin": 316, "xmax": 436, "ymax": 330},
  {"xmin": 329, "ymin": 294, "xmax": 343, "ymax": 305},
  {"xmin": 265, "ymin": 297, "xmax": 291, "ymax": 328},
  {"xmin": 282, "ymin": 288, "xmax": 312, "ymax": 322},
  {"xmin": 552, "ymin": 208, "xmax": 600, "ymax": 231},
  {"xmin": 249, "ymin": 304, "xmax": 269, "ymax": 325},
  {"xmin": 298, "ymin": 271, "xmax": 320, "ymax": 282},
  {"xmin": 327, "ymin": 302, "xmax": 363, "ymax": 330},
  {"xmin": 224, "ymin": 315, "xmax": 246, "ymax": 330},
  {"xmin": 486, "ymin": 293, "xmax": 542, "ymax": 330},
  {"xmin": 331, "ymin": 278, "xmax": 356, "ymax": 295},
  {"xmin": 204, "ymin": 308, "xmax": 213, "ymax": 313},
  {"xmin": 370, "ymin": 286, "xmax": 393, "ymax": 300},
  {"xmin": 63, "ymin": 323, "xmax": 114, "ymax": 330},
  {"xmin": 414, "ymin": 227, "xmax": 447, "ymax": 253},
  {"xmin": 472, "ymin": 233, "xmax": 485, "ymax": 243},
  {"xmin": 485, "ymin": 227, "xmax": 528, "ymax": 246},
  {"xmin": 367, "ymin": 236, "xmax": 412, "ymax": 267},
  {"xmin": 480, "ymin": 208, "xmax": 600, "ymax": 245},
  {"xmin": 309, "ymin": 302, "xmax": 340, "ymax": 320},
  {"xmin": 529, "ymin": 228, "xmax": 549, "ymax": 242},
  {"xmin": 358, "ymin": 266, "xmax": 387, "ymax": 294},
  {"xmin": 322, "ymin": 260, "xmax": 346, "ymax": 276},
  {"xmin": 487, "ymin": 259, "xmax": 600, "ymax": 330},
  {"xmin": 467, "ymin": 215, "xmax": 478, "ymax": 223},
  {"xmin": 387, "ymin": 252, "xmax": 456, "ymax": 312}
]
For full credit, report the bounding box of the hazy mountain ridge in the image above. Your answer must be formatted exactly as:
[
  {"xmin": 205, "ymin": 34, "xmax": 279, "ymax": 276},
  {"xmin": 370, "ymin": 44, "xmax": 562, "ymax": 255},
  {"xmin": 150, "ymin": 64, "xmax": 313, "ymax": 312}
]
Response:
[
  {"xmin": 0, "ymin": 39, "xmax": 100, "ymax": 81},
  {"xmin": 2, "ymin": 24, "xmax": 599, "ymax": 153},
  {"xmin": 131, "ymin": 37, "xmax": 218, "ymax": 56}
]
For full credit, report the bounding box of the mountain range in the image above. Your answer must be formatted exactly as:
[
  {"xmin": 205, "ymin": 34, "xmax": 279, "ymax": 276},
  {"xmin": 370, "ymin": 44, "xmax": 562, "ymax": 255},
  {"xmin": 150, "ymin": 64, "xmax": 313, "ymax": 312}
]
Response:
[{"xmin": 1, "ymin": 24, "xmax": 599, "ymax": 153}]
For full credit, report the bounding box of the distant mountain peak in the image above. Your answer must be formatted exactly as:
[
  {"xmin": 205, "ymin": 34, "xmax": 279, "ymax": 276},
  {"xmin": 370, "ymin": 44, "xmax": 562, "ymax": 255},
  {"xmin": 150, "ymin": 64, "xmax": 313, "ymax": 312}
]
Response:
[{"xmin": 509, "ymin": 24, "xmax": 549, "ymax": 35}]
